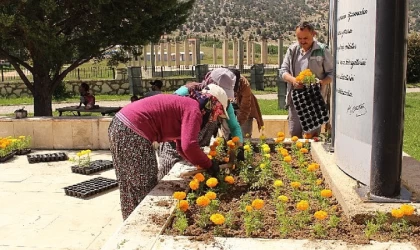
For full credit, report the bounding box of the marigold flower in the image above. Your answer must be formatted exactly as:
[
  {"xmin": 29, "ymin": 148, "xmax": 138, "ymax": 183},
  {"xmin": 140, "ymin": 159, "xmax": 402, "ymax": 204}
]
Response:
[
  {"xmin": 281, "ymin": 149, "xmax": 289, "ymax": 157},
  {"xmin": 314, "ymin": 210, "xmax": 328, "ymax": 220},
  {"xmin": 213, "ymin": 140, "xmax": 220, "ymax": 146},
  {"xmin": 284, "ymin": 155, "xmax": 292, "ymax": 163},
  {"xmin": 209, "ymin": 150, "xmax": 217, "ymax": 157},
  {"xmin": 252, "ymin": 199, "xmax": 264, "ymax": 210},
  {"xmin": 300, "ymin": 148, "xmax": 309, "ymax": 154},
  {"xmin": 227, "ymin": 140, "xmax": 235, "ymax": 149},
  {"xmin": 206, "ymin": 177, "xmax": 218, "ymax": 188},
  {"xmin": 207, "ymin": 155, "xmax": 213, "ymax": 160},
  {"xmin": 205, "ymin": 191, "xmax": 217, "ymax": 200},
  {"xmin": 275, "ymin": 137, "xmax": 285, "ymax": 143},
  {"xmin": 278, "ymin": 195, "xmax": 289, "ymax": 203},
  {"xmin": 307, "ymin": 164, "xmax": 317, "ymax": 172},
  {"xmin": 291, "ymin": 181, "xmax": 301, "ymax": 189},
  {"xmin": 264, "ymin": 154, "xmax": 271, "ymax": 158},
  {"xmin": 189, "ymin": 179, "xmax": 199, "ymax": 190},
  {"xmin": 178, "ymin": 200, "xmax": 189, "ymax": 212},
  {"xmin": 303, "ymin": 133, "xmax": 312, "ymax": 139},
  {"xmin": 210, "ymin": 145, "xmax": 217, "ymax": 151},
  {"xmin": 312, "ymin": 163, "xmax": 320, "ymax": 170},
  {"xmin": 260, "ymin": 163, "xmax": 266, "ymax": 169},
  {"xmin": 316, "ymin": 179, "xmax": 323, "ymax": 185},
  {"xmin": 260, "ymin": 135, "xmax": 266, "ymax": 140},
  {"xmin": 391, "ymin": 208, "xmax": 404, "ymax": 218},
  {"xmin": 245, "ymin": 205, "xmax": 253, "ymax": 212},
  {"xmin": 223, "ymin": 157, "xmax": 230, "ymax": 163},
  {"xmin": 224, "ymin": 175, "xmax": 235, "ymax": 184},
  {"xmin": 261, "ymin": 126, "xmax": 265, "ymax": 130},
  {"xmin": 296, "ymin": 142, "xmax": 303, "ymax": 148},
  {"xmin": 291, "ymin": 136, "xmax": 299, "ymax": 142},
  {"xmin": 296, "ymin": 200, "xmax": 309, "ymax": 211},
  {"xmin": 244, "ymin": 145, "xmax": 251, "ymax": 151},
  {"xmin": 277, "ymin": 132, "xmax": 285, "ymax": 137},
  {"xmin": 263, "ymin": 146, "xmax": 271, "ymax": 153},
  {"xmin": 173, "ymin": 191, "xmax": 186, "ymax": 200},
  {"xmin": 245, "ymin": 133, "xmax": 250, "ymax": 138},
  {"xmin": 194, "ymin": 173, "xmax": 205, "ymax": 182},
  {"xmin": 196, "ymin": 196, "xmax": 211, "ymax": 207},
  {"xmin": 274, "ymin": 180, "xmax": 283, "ymax": 187},
  {"xmin": 232, "ymin": 136, "xmax": 240, "ymax": 143},
  {"xmin": 321, "ymin": 189, "xmax": 333, "ymax": 198},
  {"xmin": 210, "ymin": 213, "xmax": 225, "ymax": 225},
  {"xmin": 400, "ymin": 204, "xmax": 415, "ymax": 216}
]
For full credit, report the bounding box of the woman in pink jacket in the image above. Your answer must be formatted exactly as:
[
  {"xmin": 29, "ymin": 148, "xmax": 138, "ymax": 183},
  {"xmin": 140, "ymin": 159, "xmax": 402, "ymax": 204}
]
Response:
[{"xmin": 108, "ymin": 84, "xmax": 229, "ymax": 220}]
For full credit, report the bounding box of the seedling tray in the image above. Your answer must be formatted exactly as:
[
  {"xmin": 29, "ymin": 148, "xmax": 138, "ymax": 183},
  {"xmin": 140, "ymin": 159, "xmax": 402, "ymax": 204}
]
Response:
[
  {"xmin": 27, "ymin": 152, "xmax": 68, "ymax": 164},
  {"xmin": 64, "ymin": 177, "xmax": 118, "ymax": 198},
  {"xmin": 292, "ymin": 84, "xmax": 329, "ymax": 133},
  {"xmin": 0, "ymin": 151, "xmax": 16, "ymax": 163},
  {"xmin": 71, "ymin": 160, "xmax": 113, "ymax": 175},
  {"xmin": 15, "ymin": 148, "xmax": 31, "ymax": 155}
]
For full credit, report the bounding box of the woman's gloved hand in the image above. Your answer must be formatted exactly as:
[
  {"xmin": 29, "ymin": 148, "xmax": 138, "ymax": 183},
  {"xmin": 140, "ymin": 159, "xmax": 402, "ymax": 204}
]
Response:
[
  {"xmin": 236, "ymin": 146, "xmax": 245, "ymax": 161},
  {"xmin": 206, "ymin": 160, "xmax": 220, "ymax": 176}
]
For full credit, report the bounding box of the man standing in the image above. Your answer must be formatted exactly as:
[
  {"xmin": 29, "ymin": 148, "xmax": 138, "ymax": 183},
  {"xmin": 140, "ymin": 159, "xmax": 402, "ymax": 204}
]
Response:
[{"xmin": 280, "ymin": 21, "xmax": 333, "ymax": 138}]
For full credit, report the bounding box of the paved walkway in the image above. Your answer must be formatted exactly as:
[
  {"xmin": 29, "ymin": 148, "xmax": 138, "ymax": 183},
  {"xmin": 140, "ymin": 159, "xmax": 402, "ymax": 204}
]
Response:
[{"xmin": 0, "ymin": 150, "xmax": 123, "ymax": 250}]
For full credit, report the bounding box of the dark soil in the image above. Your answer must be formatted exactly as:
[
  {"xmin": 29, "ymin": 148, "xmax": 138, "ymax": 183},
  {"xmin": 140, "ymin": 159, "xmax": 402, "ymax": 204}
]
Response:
[{"xmin": 162, "ymin": 144, "xmax": 420, "ymax": 246}]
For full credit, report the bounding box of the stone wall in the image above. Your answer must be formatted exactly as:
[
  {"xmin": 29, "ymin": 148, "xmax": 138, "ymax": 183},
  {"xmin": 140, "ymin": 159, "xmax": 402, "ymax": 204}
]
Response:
[{"xmin": 0, "ymin": 76, "xmax": 278, "ymax": 98}]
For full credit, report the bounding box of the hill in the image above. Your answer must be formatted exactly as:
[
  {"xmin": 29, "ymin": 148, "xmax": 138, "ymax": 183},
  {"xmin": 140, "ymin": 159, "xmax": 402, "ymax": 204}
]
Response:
[{"xmin": 170, "ymin": 0, "xmax": 420, "ymax": 44}]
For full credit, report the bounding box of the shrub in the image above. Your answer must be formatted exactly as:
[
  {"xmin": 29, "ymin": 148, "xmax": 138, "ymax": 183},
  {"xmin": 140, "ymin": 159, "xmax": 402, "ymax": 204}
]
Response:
[{"xmin": 407, "ymin": 32, "xmax": 420, "ymax": 83}]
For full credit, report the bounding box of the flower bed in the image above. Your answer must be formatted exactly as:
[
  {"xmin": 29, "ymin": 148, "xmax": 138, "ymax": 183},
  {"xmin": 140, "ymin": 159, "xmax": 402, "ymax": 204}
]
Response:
[{"xmin": 164, "ymin": 133, "xmax": 420, "ymax": 246}]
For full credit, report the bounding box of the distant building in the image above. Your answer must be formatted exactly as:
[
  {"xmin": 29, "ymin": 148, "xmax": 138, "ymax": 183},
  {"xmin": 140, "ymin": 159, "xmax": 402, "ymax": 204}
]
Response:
[{"xmin": 145, "ymin": 51, "xmax": 204, "ymax": 61}]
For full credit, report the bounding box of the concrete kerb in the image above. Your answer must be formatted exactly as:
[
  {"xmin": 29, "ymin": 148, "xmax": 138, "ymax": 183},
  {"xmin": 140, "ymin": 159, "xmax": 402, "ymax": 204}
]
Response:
[{"xmin": 101, "ymin": 142, "xmax": 418, "ymax": 250}]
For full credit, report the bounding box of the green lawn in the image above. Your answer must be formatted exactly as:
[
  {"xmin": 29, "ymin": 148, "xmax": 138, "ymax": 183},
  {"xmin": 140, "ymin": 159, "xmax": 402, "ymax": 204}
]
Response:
[{"xmin": 403, "ymin": 92, "xmax": 420, "ymax": 160}]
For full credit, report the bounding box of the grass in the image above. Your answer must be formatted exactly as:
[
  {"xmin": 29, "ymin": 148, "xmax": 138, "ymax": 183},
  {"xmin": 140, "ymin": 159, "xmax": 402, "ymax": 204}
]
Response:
[
  {"xmin": 403, "ymin": 93, "xmax": 420, "ymax": 159},
  {"xmin": 407, "ymin": 83, "xmax": 420, "ymax": 88}
]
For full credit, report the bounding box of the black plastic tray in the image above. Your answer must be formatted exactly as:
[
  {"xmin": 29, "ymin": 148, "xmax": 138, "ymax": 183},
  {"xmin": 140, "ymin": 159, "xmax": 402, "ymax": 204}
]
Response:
[
  {"xmin": 71, "ymin": 160, "xmax": 113, "ymax": 175},
  {"xmin": 292, "ymin": 84, "xmax": 329, "ymax": 133},
  {"xmin": 0, "ymin": 151, "xmax": 16, "ymax": 163},
  {"xmin": 27, "ymin": 152, "xmax": 68, "ymax": 164},
  {"xmin": 64, "ymin": 177, "xmax": 118, "ymax": 198}
]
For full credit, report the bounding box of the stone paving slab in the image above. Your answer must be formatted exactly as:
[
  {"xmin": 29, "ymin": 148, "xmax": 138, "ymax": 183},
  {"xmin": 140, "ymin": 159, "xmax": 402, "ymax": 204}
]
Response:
[{"xmin": 0, "ymin": 150, "xmax": 123, "ymax": 250}]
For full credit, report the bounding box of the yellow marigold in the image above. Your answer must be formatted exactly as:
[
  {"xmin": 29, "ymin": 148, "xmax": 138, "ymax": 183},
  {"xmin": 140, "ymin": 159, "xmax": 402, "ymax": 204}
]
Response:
[
  {"xmin": 296, "ymin": 200, "xmax": 309, "ymax": 211},
  {"xmin": 284, "ymin": 155, "xmax": 292, "ymax": 163},
  {"xmin": 232, "ymin": 136, "xmax": 240, "ymax": 143},
  {"xmin": 300, "ymin": 148, "xmax": 309, "ymax": 154},
  {"xmin": 194, "ymin": 173, "xmax": 205, "ymax": 182},
  {"xmin": 245, "ymin": 205, "xmax": 253, "ymax": 212},
  {"xmin": 314, "ymin": 210, "xmax": 328, "ymax": 220},
  {"xmin": 291, "ymin": 136, "xmax": 299, "ymax": 142},
  {"xmin": 316, "ymin": 179, "xmax": 323, "ymax": 185},
  {"xmin": 278, "ymin": 195, "xmax": 289, "ymax": 203},
  {"xmin": 263, "ymin": 146, "xmax": 271, "ymax": 153},
  {"xmin": 205, "ymin": 191, "xmax": 217, "ymax": 200},
  {"xmin": 312, "ymin": 163, "xmax": 320, "ymax": 170},
  {"xmin": 391, "ymin": 208, "xmax": 404, "ymax": 218},
  {"xmin": 173, "ymin": 191, "xmax": 186, "ymax": 200},
  {"xmin": 260, "ymin": 135, "xmax": 266, "ymax": 140},
  {"xmin": 260, "ymin": 163, "xmax": 266, "ymax": 169},
  {"xmin": 307, "ymin": 164, "xmax": 317, "ymax": 172},
  {"xmin": 296, "ymin": 142, "xmax": 303, "ymax": 148},
  {"xmin": 224, "ymin": 175, "xmax": 235, "ymax": 184},
  {"xmin": 400, "ymin": 204, "xmax": 415, "ymax": 216},
  {"xmin": 244, "ymin": 145, "xmax": 251, "ymax": 151},
  {"xmin": 321, "ymin": 189, "xmax": 333, "ymax": 198},
  {"xmin": 261, "ymin": 126, "xmax": 265, "ymax": 130},
  {"xmin": 189, "ymin": 179, "xmax": 199, "ymax": 190},
  {"xmin": 227, "ymin": 140, "xmax": 235, "ymax": 149},
  {"xmin": 264, "ymin": 154, "xmax": 271, "ymax": 158},
  {"xmin": 196, "ymin": 196, "xmax": 211, "ymax": 207},
  {"xmin": 274, "ymin": 180, "xmax": 283, "ymax": 187},
  {"xmin": 291, "ymin": 181, "xmax": 301, "ymax": 189},
  {"xmin": 281, "ymin": 149, "xmax": 289, "ymax": 157},
  {"xmin": 178, "ymin": 200, "xmax": 189, "ymax": 212},
  {"xmin": 210, "ymin": 213, "xmax": 225, "ymax": 225},
  {"xmin": 252, "ymin": 199, "xmax": 264, "ymax": 210},
  {"xmin": 206, "ymin": 177, "xmax": 218, "ymax": 188},
  {"xmin": 275, "ymin": 137, "xmax": 285, "ymax": 143},
  {"xmin": 277, "ymin": 132, "xmax": 285, "ymax": 137}
]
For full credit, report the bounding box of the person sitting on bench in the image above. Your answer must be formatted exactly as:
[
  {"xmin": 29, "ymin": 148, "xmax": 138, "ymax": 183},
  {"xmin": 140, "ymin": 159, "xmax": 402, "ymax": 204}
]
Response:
[{"xmin": 78, "ymin": 82, "xmax": 97, "ymax": 110}]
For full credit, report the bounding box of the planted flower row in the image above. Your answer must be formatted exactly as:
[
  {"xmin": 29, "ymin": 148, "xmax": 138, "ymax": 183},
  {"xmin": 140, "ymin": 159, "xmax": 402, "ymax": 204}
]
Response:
[
  {"xmin": 0, "ymin": 136, "xmax": 32, "ymax": 161},
  {"xmin": 168, "ymin": 129, "xmax": 417, "ymax": 242}
]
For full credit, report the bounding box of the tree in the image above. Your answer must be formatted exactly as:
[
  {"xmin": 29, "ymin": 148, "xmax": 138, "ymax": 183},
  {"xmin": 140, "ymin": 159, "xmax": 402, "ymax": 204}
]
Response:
[{"xmin": 0, "ymin": 0, "xmax": 194, "ymax": 116}]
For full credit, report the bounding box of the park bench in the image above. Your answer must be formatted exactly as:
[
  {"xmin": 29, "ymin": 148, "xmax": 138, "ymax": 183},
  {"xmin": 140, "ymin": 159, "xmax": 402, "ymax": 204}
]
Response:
[{"xmin": 56, "ymin": 106, "xmax": 121, "ymax": 116}]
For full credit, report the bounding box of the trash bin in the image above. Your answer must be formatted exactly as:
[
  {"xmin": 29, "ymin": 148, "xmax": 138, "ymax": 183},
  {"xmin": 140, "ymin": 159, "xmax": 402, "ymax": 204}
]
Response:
[
  {"xmin": 127, "ymin": 66, "xmax": 143, "ymax": 96},
  {"xmin": 250, "ymin": 64, "xmax": 264, "ymax": 90},
  {"xmin": 195, "ymin": 64, "xmax": 209, "ymax": 83},
  {"xmin": 277, "ymin": 69, "xmax": 287, "ymax": 110}
]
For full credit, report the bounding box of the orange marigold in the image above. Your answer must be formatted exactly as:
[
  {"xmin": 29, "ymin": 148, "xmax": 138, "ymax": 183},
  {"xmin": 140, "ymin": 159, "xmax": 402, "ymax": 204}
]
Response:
[
  {"xmin": 314, "ymin": 210, "xmax": 328, "ymax": 220},
  {"xmin": 291, "ymin": 181, "xmax": 301, "ymax": 189},
  {"xmin": 209, "ymin": 150, "xmax": 217, "ymax": 157},
  {"xmin": 281, "ymin": 149, "xmax": 289, "ymax": 157},
  {"xmin": 189, "ymin": 179, "xmax": 199, "ymax": 190},
  {"xmin": 205, "ymin": 191, "xmax": 217, "ymax": 200},
  {"xmin": 194, "ymin": 173, "xmax": 205, "ymax": 182},
  {"xmin": 251, "ymin": 199, "xmax": 264, "ymax": 210},
  {"xmin": 178, "ymin": 200, "xmax": 189, "ymax": 212},
  {"xmin": 232, "ymin": 136, "xmax": 240, "ymax": 143},
  {"xmin": 284, "ymin": 155, "xmax": 292, "ymax": 163},
  {"xmin": 391, "ymin": 208, "xmax": 404, "ymax": 218},
  {"xmin": 300, "ymin": 148, "xmax": 309, "ymax": 154},
  {"xmin": 291, "ymin": 136, "xmax": 299, "ymax": 142},
  {"xmin": 400, "ymin": 204, "xmax": 415, "ymax": 216},
  {"xmin": 206, "ymin": 177, "xmax": 218, "ymax": 188},
  {"xmin": 277, "ymin": 132, "xmax": 285, "ymax": 137},
  {"xmin": 223, "ymin": 157, "xmax": 230, "ymax": 163},
  {"xmin": 196, "ymin": 196, "xmax": 211, "ymax": 207},
  {"xmin": 212, "ymin": 140, "xmax": 220, "ymax": 146},
  {"xmin": 296, "ymin": 200, "xmax": 309, "ymax": 211},
  {"xmin": 173, "ymin": 191, "xmax": 186, "ymax": 200},
  {"xmin": 210, "ymin": 213, "xmax": 225, "ymax": 225},
  {"xmin": 224, "ymin": 175, "xmax": 235, "ymax": 184},
  {"xmin": 296, "ymin": 142, "xmax": 303, "ymax": 148},
  {"xmin": 210, "ymin": 145, "xmax": 217, "ymax": 151},
  {"xmin": 307, "ymin": 164, "xmax": 317, "ymax": 172},
  {"xmin": 275, "ymin": 137, "xmax": 285, "ymax": 143},
  {"xmin": 303, "ymin": 133, "xmax": 312, "ymax": 139},
  {"xmin": 320, "ymin": 189, "xmax": 333, "ymax": 198}
]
